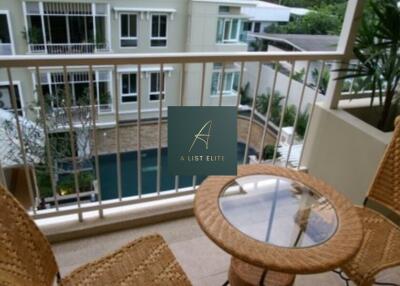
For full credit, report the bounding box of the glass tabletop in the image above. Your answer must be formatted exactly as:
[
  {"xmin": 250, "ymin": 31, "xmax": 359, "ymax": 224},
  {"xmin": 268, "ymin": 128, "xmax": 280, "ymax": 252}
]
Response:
[{"xmin": 219, "ymin": 175, "xmax": 338, "ymax": 248}]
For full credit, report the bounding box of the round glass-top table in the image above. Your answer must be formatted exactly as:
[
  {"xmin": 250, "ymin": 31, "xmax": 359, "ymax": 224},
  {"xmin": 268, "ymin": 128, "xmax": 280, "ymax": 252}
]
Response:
[
  {"xmin": 219, "ymin": 175, "xmax": 338, "ymax": 248},
  {"xmin": 194, "ymin": 165, "xmax": 363, "ymax": 286}
]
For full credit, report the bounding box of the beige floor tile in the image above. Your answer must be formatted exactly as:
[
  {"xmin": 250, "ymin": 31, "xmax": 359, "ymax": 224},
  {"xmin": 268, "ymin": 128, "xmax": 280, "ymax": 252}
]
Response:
[
  {"xmin": 52, "ymin": 216, "xmax": 400, "ymax": 285},
  {"xmin": 169, "ymin": 236, "xmax": 230, "ymax": 281}
]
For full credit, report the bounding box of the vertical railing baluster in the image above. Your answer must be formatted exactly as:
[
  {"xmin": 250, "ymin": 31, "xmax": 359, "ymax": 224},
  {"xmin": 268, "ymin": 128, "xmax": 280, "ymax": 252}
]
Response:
[
  {"xmin": 285, "ymin": 61, "xmax": 311, "ymax": 168},
  {"xmin": 156, "ymin": 64, "xmax": 164, "ymax": 196},
  {"xmin": 200, "ymin": 62, "xmax": 206, "ymax": 107},
  {"xmin": 218, "ymin": 63, "xmax": 226, "ymax": 106},
  {"xmin": 236, "ymin": 61, "xmax": 245, "ymax": 108},
  {"xmin": 191, "ymin": 62, "xmax": 207, "ymax": 190},
  {"xmin": 35, "ymin": 66, "xmax": 59, "ymax": 210},
  {"xmin": 114, "ymin": 66, "xmax": 122, "ymax": 201},
  {"xmin": 137, "ymin": 64, "xmax": 142, "ymax": 198},
  {"xmin": 272, "ymin": 62, "xmax": 296, "ymax": 165},
  {"xmin": 258, "ymin": 63, "xmax": 279, "ymax": 163},
  {"xmin": 0, "ymin": 160, "xmax": 6, "ymax": 188},
  {"xmin": 175, "ymin": 63, "xmax": 186, "ymax": 193},
  {"xmin": 180, "ymin": 63, "xmax": 185, "ymax": 107},
  {"xmin": 88, "ymin": 65, "xmax": 103, "ymax": 217},
  {"xmin": 63, "ymin": 66, "xmax": 82, "ymax": 221},
  {"xmin": 6, "ymin": 68, "xmax": 36, "ymax": 214},
  {"xmin": 243, "ymin": 62, "xmax": 262, "ymax": 164},
  {"xmin": 298, "ymin": 61, "xmax": 326, "ymax": 170},
  {"xmin": 348, "ymin": 76, "xmax": 354, "ymax": 95}
]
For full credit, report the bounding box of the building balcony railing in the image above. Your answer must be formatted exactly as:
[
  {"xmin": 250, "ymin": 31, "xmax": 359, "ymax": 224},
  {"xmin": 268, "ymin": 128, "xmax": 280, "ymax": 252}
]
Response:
[
  {"xmin": 28, "ymin": 43, "xmax": 110, "ymax": 54},
  {"xmin": 0, "ymin": 51, "xmax": 346, "ymax": 223},
  {"xmin": 0, "ymin": 43, "xmax": 13, "ymax": 55}
]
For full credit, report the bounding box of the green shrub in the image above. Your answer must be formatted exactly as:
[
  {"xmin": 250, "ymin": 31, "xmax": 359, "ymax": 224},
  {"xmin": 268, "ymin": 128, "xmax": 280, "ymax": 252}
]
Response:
[
  {"xmin": 58, "ymin": 171, "xmax": 94, "ymax": 195},
  {"xmin": 262, "ymin": 145, "xmax": 281, "ymax": 160}
]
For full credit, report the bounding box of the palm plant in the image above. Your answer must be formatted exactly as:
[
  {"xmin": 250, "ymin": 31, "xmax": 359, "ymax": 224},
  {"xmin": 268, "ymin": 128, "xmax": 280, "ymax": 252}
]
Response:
[
  {"xmin": 295, "ymin": 109, "xmax": 309, "ymax": 139},
  {"xmin": 311, "ymin": 66, "xmax": 330, "ymax": 94},
  {"xmin": 239, "ymin": 82, "xmax": 252, "ymax": 106},
  {"xmin": 337, "ymin": 0, "xmax": 400, "ymax": 131},
  {"xmin": 249, "ymin": 38, "xmax": 268, "ymax": 51},
  {"xmin": 255, "ymin": 92, "xmax": 284, "ymax": 125}
]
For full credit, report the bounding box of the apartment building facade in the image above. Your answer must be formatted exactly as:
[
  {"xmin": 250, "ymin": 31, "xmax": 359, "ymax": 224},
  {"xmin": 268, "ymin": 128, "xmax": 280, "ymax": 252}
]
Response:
[{"xmin": 0, "ymin": 0, "xmax": 254, "ymax": 129}]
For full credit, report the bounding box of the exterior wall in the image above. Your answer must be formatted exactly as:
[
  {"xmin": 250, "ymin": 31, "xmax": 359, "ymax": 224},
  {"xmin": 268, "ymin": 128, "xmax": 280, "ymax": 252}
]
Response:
[
  {"xmin": 0, "ymin": 0, "xmax": 250, "ymax": 122},
  {"xmin": 183, "ymin": 1, "xmax": 248, "ymax": 107},
  {"xmin": 111, "ymin": 0, "xmax": 188, "ymax": 53},
  {"xmin": 302, "ymin": 102, "xmax": 391, "ymax": 204},
  {"xmin": 243, "ymin": 63, "xmax": 326, "ymax": 113}
]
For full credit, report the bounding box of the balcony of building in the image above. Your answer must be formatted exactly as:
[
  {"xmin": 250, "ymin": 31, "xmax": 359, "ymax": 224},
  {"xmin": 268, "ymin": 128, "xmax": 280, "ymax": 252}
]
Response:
[
  {"xmin": 0, "ymin": 1, "xmax": 399, "ymax": 285},
  {"xmin": 24, "ymin": 1, "xmax": 110, "ymax": 54}
]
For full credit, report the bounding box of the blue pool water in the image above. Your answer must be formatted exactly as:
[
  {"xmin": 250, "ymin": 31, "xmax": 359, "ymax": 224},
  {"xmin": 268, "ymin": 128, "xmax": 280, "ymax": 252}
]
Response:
[{"xmin": 99, "ymin": 143, "xmax": 256, "ymax": 200}]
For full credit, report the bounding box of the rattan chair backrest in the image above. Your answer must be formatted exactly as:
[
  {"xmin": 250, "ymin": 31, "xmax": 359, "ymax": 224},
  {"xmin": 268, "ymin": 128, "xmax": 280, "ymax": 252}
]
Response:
[
  {"xmin": 367, "ymin": 116, "xmax": 400, "ymax": 216},
  {"xmin": 0, "ymin": 185, "xmax": 59, "ymax": 286}
]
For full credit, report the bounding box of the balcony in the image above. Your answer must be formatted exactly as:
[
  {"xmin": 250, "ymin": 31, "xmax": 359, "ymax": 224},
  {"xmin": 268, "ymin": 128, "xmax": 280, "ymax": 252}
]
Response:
[
  {"xmin": 24, "ymin": 1, "xmax": 110, "ymax": 54},
  {"xmin": 0, "ymin": 1, "xmax": 399, "ymax": 284},
  {"xmin": 29, "ymin": 43, "xmax": 110, "ymax": 54}
]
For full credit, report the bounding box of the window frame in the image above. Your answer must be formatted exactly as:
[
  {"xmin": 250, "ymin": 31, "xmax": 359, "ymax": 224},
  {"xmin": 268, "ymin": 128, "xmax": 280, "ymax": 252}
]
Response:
[
  {"xmin": 149, "ymin": 72, "xmax": 166, "ymax": 101},
  {"xmin": 0, "ymin": 81, "xmax": 24, "ymax": 116},
  {"xmin": 0, "ymin": 10, "xmax": 15, "ymax": 55},
  {"xmin": 216, "ymin": 18, "xmax": 242, "ymax": 44},
  {"xmin": 120, "ymin": 72, "xmax": 138, "ymax": 103},
  {"xmin": 119, "ymin": 13, "xmax": 138, "ymax": 48},
  {"xmin": 150, "ymin": 14, "xmax": 167, "ymax": 47},
  {"xmin": 36, "ymin": 70, "xmax": 113, "ymax": 114},
  {"xmin": 253, "ymin": 22, "xmax": 261, "ymax": 33},
  {"xmin": 210, "ymin": 70, "xmax": 239, "ymax": 96}
]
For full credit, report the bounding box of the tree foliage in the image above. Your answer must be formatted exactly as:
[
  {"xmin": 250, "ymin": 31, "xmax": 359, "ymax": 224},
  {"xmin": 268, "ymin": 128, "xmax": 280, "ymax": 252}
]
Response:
[
  {"xmin": 274, "ymin": 0, "xmax": 347, "ymax": 9},
  {"xmin": 1, "ymin": 87, "xmax": 97, "ymax": 199},
  {"xmin": 268, "ymin": 2, "xmax": 347, "ymax": 35}
]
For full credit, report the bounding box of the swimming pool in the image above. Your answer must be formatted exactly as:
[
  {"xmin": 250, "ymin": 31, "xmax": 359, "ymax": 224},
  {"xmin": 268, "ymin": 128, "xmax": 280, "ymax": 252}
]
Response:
[{"xmin": 99, "ymin": 143, "xmax": 256, "ymax": 200}]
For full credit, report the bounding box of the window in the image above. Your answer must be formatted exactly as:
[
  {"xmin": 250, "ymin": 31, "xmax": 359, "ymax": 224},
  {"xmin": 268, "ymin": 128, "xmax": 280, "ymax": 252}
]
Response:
[
  {"xmin": 0, "ymin": 13, "xmax": 13, "ymax": 55},
  {"xmin": 38, "ymin": 71, "xmax": 112, "ymax": 112},
  {"xmin": 216, "ymin": 18, "xmax": 242, "ymax": 43},
  {"xmin": 219, "ymin": 6, "xmax": 230, "ymax": 13},
  {"xmin": 151, "ymin": 14, "xmax": 167, "ymax": 47},
  {"xmin": 149, "ymin": 72, "xmax": 165, "ymax": 101},
  {"xmin": 0, "ymin": 83, "xmax": 22, "ymax": 116},
  {"xmin": 243, "ymin": 21, "xmax": 251, "ymax": 32},
  {"xmin": 253, "ymin": 22, "xmax": 261, "ymax": 33},
  {"xmin": 120, "ymin": 14, "xmax": 137, "ymax": 47},
  {"xmin": 121, "ymin": 73, "xmax": 137, "ymax": 103},
  {"xmin": 211, "ymin": 70, "xmax": 239, "ymax": 95}
]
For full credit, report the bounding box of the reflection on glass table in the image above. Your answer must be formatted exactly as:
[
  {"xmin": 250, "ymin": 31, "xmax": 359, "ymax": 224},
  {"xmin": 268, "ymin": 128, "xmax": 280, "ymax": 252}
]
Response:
[{"xmin": 219, "ymin": 175, "xmax": 338, "ymax": 248}]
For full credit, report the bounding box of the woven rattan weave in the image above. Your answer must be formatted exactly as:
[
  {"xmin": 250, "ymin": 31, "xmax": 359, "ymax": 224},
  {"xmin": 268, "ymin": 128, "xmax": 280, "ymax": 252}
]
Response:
[
  {"xmin": 194, "ymin": 164, "xmax": 363, "ymax": 275},
  {"xmin": 0, "ymin": 185, "xmax": 191, "ymax": 286},
  {"xmin": 341, "ymin": 117, "xmax": 400, "ymax": 286}
]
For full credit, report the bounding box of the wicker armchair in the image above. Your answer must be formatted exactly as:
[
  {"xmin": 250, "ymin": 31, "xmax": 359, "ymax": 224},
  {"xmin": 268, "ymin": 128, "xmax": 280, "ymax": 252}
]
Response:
[
  {"xmin": 0, "ymin": 185, "xmax": 191, "ymax": 286},
  {"xmin": 339, "ymin": 117, "xmax": 400, "ymax": 286}
]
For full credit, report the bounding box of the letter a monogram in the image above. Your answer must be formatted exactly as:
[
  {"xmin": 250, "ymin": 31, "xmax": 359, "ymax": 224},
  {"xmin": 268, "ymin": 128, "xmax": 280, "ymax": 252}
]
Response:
[{"xmin": 189, "ymin": 120, "xmax": 212, "ymax": 152}]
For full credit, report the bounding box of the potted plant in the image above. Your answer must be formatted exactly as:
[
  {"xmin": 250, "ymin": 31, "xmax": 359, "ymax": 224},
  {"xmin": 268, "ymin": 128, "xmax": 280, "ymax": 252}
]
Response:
[{"xmin": 338, "ymin": 0, "xmax": 400, "ymax": 131}]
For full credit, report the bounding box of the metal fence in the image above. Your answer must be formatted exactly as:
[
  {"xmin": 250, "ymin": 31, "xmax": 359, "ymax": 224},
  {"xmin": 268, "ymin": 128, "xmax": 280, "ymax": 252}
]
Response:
[{"xmin": 0, "ymin": 51, "xmax": 344, "ymax": 221}]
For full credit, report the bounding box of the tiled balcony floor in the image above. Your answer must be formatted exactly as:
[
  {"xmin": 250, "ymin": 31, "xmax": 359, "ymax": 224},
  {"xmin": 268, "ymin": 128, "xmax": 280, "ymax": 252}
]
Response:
[{"xmin": 52, "ymin": 216, "xmax": 399, "ymax": 286}]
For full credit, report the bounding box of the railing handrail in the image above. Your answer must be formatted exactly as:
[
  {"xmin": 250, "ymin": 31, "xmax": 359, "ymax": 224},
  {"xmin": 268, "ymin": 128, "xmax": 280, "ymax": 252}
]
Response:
[{"xmin": 0, "ymin": 51, "xmax": 344, "ymax": 67}]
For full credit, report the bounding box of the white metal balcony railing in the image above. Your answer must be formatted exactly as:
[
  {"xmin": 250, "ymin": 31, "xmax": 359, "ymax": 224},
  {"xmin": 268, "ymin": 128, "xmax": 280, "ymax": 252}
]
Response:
[
  {"xmin": 0, "ymin": 51, "xmax": 344, "ymax": 222},
  {"xmin": 29, "ymin": 43, "xmax": 110, "ymax": 54},
  {"xmin": 0, "ymin": 43, "xmax": 13, "ymax": 55}
]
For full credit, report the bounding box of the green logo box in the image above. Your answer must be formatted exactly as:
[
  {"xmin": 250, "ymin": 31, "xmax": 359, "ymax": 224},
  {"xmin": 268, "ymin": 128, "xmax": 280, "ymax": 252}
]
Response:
[{"xmin": 168, "ymin": 106, "xmax": 237, "ymax": 176}]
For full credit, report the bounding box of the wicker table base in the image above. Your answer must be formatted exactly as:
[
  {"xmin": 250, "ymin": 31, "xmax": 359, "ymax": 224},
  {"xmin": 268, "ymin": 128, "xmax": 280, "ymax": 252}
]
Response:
[{"xmin": 228, "ymin": 257, "xmax": 295, "ymax": 286}]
